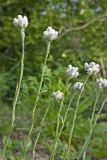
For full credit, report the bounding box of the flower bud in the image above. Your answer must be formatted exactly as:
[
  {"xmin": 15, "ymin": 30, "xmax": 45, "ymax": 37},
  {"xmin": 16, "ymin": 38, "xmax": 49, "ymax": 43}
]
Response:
[
  {"xmin": 13, "ymin": 15, "xmax": 28, "ymax": 30},
  {"xmin": 52, "ymin": 90, "xmax": 64, "ymax": 100},
  {"xmin": 66, "ymin": 65, "xmax": 79, "ymax": 78},
  {"xmin": 84, "ymin": 62, "xmax": 99, "ymax": 76},
  {"xmin": 43, "ymin": 26, "xmax": 58, "ymax": 41},
  {"xmin": 96, "ymin": 77, "xmax": 107, "ymax": 90},
  {"xmin": 73, "ymin": 82, "xmax": 84, "ymax": 91}
]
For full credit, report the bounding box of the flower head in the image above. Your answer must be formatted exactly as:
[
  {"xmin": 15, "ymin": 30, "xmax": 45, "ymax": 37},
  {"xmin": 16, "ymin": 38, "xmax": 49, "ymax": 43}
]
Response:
[
  {"xmin": 13, "ymin": 15, "xmax": 28, "ymax": 30},
  {"xmin": 66, "ymin": 65, "xmax": 79, "ymax": 78},
  {"xmin": 84, "ymin": 62, "xmax": 99, "ymax": 76},
  {"xmin": 96, "ymin": 77, "xmax": 107, "ymax": 90},
  {"xmin": 43, "ymin": 26, "xmax": 58, "ymax": 41},
  {"xmin": 73, "ymin": 82, "xmax": 84, "ymax": 91},
  {"xmin": 52, "ymin": 90, "xmax": 64, "ymax": 100}
]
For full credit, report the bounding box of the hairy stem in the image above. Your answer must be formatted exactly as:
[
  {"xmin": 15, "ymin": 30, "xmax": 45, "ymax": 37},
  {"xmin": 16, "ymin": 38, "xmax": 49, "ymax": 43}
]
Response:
[
  {"xmin": 78, "ymin": 97, "xmax": 107, "ymax": 160},
  {"xmin": 23, "ymin": 41, "xmax": 51, "ymax": 159},
  {"xmin": 63, "ymin": 76, "xmax": 89, "ymax": 160},
  {"xmin": 82, "ymin": 92, "xmax": 100, "ymax": 160},
  {"xmin": 3, "ymin": 30, "xmax": 25, "ymax": 158},
  {"xmin": 90, "ymin": 92, "xmax": 100, "ymax": 130},
  {"xmin": 32, "ymin": 100, "xmax": 51, "ymax": 159},
  {"xmin": 30, "ymin": 41, "xmax": 51, "ymax": 136},
  {"xmin": 58, "ymin": 92, "xmax": 77, "ymax": 140},
  {"xmin": 50, "ymin": 79, "xmax": 69, "ymax": 160}
]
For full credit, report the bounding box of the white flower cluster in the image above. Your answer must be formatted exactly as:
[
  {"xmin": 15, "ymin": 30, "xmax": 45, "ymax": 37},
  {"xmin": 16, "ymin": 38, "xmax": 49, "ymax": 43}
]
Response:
[
  {"xmin": 43, "ymin": 26, "xmax": 58, "ymax": 41},
  {"xmin": 84, "ymin": 62, "xmax": 99, "ymax": 76},
  {"xmin": 66, "ymin": 65, "xmax": 79, "ymax": 78},
  {"xmin": 73, "ymin": 82, "xmax": 84, "ymax": 91},
  {"xmin": 96, "ymin": 78, "xmax": 107, "ymax": 90},
  {"xmin": 52, "ymin": 90, "xmax": 64, "ymax": 100},
  {"xmin": 13, "ymin": 15, "xmax": 28, "ymax": 29}
]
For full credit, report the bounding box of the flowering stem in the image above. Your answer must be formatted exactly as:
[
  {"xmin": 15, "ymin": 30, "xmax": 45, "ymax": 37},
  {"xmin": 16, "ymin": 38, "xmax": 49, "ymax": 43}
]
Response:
[
  {"xmin": 90, "ymin": 92, "xmax": 100, "ymax": 130},
  {"xmin": 12, "ymin": 30, "xmax": 25, "ymax": 127},
  {"xmin": 63, "ymin": 76, "xmax": 89, "ymax": 160},
  {"xmin": 82, "ymin": 150, "xmax": 86, "ymax": 160},
  {"xmin": 29, "ymin": 41, "xmax": 51, "ymax": 134},
  {"xmin": 2, "ymin": 29, "xmax": 25, "ymax": 158},
  {"xmin": 58, "ymin": 92, "xmax": 77, "ymax": 140},
  {"xmin": 23, "ymin": 41, "xmax": 51, "ymax": 159},
  {"xmin": 77, "ymin": 96, "xmax": 107, "ymax": 160},
  {"xmin": 82, "ymin": 91, "xmax": 100, "ymax": 160},
  {"xmin": 50, "ymin": 79, "xmax": 69, "ymax": 160},
  {"xmin": 50, "ymin": 92, "xmax": 76, "ymax": 160},
  {"xmin": 32, "ymin": 100, "xmax": 51, "ymax": 160}
]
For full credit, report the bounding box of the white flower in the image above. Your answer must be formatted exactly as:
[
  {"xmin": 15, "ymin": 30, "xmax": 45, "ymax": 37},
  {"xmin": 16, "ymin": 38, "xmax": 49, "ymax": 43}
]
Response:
[
  {"xmin": 84, "ymin": 62, "xmax": 99, "ymax": 76},
  {"xmin": 73, "ymin": 82, "xmax": 84, "ymax": 91},
  {"xmin": 52, "ymin": 90, "xmax": 64, "ymax": 100},
  {"xmin": 43, "ymin": 26, "xmax": 58, "ymax": 41},
  {"xmin": 66, "ymin": 65, "xmax": 79, "ymax": 78},
  {"xmin": 96, "ymin": 77, "xmax": 107, "ymax": 89},
  {"xmin": 13, "ymin": 15, "xmax": 28, "ymax": 29}
]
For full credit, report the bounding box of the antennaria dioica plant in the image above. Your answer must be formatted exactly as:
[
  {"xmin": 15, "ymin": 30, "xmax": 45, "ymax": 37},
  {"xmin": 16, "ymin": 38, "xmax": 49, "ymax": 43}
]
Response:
[
  {"xmin": 63, "ymin": 76, "xmax": 89, "ymax": 160},
  {"xmin": 55, "ymin": 90, "xmax": 77, "ymax": 148},
  {"xmin": 82, "ymin": 91, "xmax": 100, "ymax": 160},
  {"xmin": 50, "ymin": 65, "xmax": 79, "ymax": 160},
  {"xmin": 63, "ymin": 62, "xmax": 100, "ymax": 159},
  {"xmin": 77, "ymin": 95, "xmax": 107, "ymax": 160},
  {"xmin": 50, "ymin": 80, "xmax": 69, "ymax": 160},
  {"xmin": 80, "ymin": 78, "xmax": 107, "ymax": 160},
  {"xmin": 2, "ymin": 15, "xmax": 28, "ymax": 159},
  {"xmin": 23, "ymin": 26, "xmax": 58, "ymax": 159}
]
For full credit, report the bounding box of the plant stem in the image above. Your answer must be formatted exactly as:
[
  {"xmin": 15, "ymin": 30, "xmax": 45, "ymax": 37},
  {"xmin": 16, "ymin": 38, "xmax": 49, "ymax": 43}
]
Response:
[
  {"xmin": 82, "ymin": 92, "xmax": 100, "ymax": 160},
  {"xmin": 50, "ymin": 79, "xmax": 69, "ymax": 160},
  {"xmin": 32, "ymin": 100, "xmax": 51, "ymax": 160},
  {"xmin": 90, "ymin": 92, "xmax": 100, "ymax": 130},
  {"xmin": 29, "ymin": 41, "xmax": 51, "ymax": 136},
  {"xmin": 82, "ymin": 150, "xmax": 86, "ymax": 160},
  {"xmin": 58, "ymin": 92, "xmax": 77, "ymax": 140},
  {"xmin": 63, "ymin": 76, "xmax": 89, "ymax": 160},
  {"xmin": 2, "ymin": 30, "xmax": 25, "ymax": 158},
  {"xmin": 68, "ymin": 93, "xmax": 81, "ymax": 149},
  {"xmin": 77, "ymin": 97, "xmax": 107, "ymax": 160},
  {"xmin": 23, "ymin": 41, "xmax": 51, "ymax": 159}
]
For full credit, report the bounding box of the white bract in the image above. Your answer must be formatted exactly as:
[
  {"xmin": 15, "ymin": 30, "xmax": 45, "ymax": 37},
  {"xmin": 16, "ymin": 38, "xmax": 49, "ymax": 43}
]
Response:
[
  {"xmin": 66, "ymin": 65, "xmax": 79, "ymax": 78},
  {"xmin": 13, "ymin": 15, "xmax": 28, "ymax": 29},
  {"xmin": 43, "ymin": 26, "xmax": 58, "ymax": 41},
  {"xmin": 96, "ymin": 77, "xmax": 107, "ymax": 89},
  {"xmin": 84, "ymin": 62, "xmax": 99, "ymax": 76},
  {"xmin": 73, "ymin": 82, "xmax": 84, "ymax": 91},
  {"xmin": 52, "ymin": 90, "xmax": 64, "ymax": 100}
]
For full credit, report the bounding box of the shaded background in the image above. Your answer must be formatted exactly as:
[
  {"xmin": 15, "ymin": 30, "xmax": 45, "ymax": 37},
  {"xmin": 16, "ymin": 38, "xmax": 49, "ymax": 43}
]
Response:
[{"xmin": 0, "ymin": 0, "xmax": 107, "ymax": 159}]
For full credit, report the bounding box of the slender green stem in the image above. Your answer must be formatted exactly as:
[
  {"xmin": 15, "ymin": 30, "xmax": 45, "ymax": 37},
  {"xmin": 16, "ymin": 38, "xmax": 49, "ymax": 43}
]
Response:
[
  {"xmin": 50, "ymin": 92, "xmax": 76, "ymax": 160},
  {"xmin": 82, "ymin": 92, "xmax": 100, "ymax": 160},
  {"xmin": 90, "ymin": 92, "xmax": 100, "ymax": 130},
  {"xmin": 82, "ymin": 150, "xmax": 86, "ymax": 160},
  {"xmin": 2, "ymin": 30, "xmax": 25, "ymax": 158},
  {"xmin": 23, "ymin": 41, "xmax": 51, "ymax": 159},
  {"xmin": 50, "ymin": 80, "xmax": 69, "ymax": 160},
  {"xmin": 58, "ymin": 92, "xmax": 77, "ymax": 140},
  {"xmin": 12, "ymin": 31, "xmax": 25, "ymax": 127},
  {"xmin": 68, "ymin": 77, "xmax": 88, "ymax": 149},
  {"xmin": 63, "ymin": 76, "xmax": 89, "ymax": 160},
  {"xmin": 68, "ymin": 92, "xmax": 81, "ymax": 149},
  {"xmin": 32, "ymin": 101, "xmax": 51, "ymax": 160},
  {"xmin": 77, "ymin": 97, "xmax": 107, "ymax": 160},
  {"xmin": 29, "ymin": 41, "xmax": 51, "ymax": 136}
]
